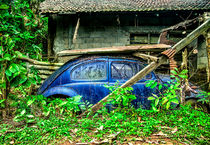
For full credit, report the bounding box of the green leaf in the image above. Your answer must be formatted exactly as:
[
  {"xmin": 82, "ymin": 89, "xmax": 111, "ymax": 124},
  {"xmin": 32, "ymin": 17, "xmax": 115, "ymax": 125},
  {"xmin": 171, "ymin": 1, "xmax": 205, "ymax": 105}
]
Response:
[
  {"xmin": 27, "ymin": 100, "xmax": 34, "ymax": 106},
  {"xmin": 26, "ymin": 115, "xmax": 34, "ymax": 118},
  {"xmin": 0, "ymin": 99, "xmax": 5, "ymax": 104},
  {"xmin": 26, "ymin": 119, "xmax": 35, "ymax": 123},
  {"xmin": 171, "ymin": 70, "xmax": 178, "ymax": 75},
  {"xmin": 0, "ymin": 4, "xmax": 9, "ymax": 9},
  {"xmin": 9, "ymin": 63, "xmax": 19, "ymax": 73},
  {"xmin": 180, "ymin": 69, "xmax": 188, "ymax": 74},
  {"xmin": 171, "ymin": 98, "xmax": 179, "ymax": 104},
  {"xmin": 5, "ymin": 69, "xmax": 12, "ymax": 77},
  {"xmin": 21, "ymin": 109, "xmax": 26, "ymax": 115},
  {"xmin": 166, "ymin": 102, "xmax": 171, "ymax": 110},
  {"xmin": 158, "ymin": 84, "xmax": 162, "ymax": 90},
  {"xmin": 3, "ymin": 53, "xmax": 12, "ymax": 61},
  {"xmin": 155, "ymin": 98, "xmax": 159, "ymax": 107},
  {"xmin": 148, "ymin": 97, "xmax": 155, "ymax": 100},
  {"xmin": 162, "ymin": 98, "xmax": 168, "ymax": 105},
  {"xmin": 178, "ymin": 74, "xmax": 187, "ymax": 79},
  {"xmin": 151, "ymin": 81, "xmax": 158, "ymax": 89}
]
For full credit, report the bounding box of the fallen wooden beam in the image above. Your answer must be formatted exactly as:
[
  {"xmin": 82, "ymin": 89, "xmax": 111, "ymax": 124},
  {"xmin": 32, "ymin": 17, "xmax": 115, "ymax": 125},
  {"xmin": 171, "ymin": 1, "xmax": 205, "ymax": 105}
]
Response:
[
  {"xmin": 172, "ymin": 18, "xmax": 210, "ymax": 54},
  {"xmin": 79, "ymin": 18, "xmax": 210, "ymax": 118},
  {"xmin": 79, "ymin": 57, "xmax": 167, "ymax": 117},
  {"xmin": 133, "ymin": 52, "xmax": 158, "ymax": 62},
  {"xmin": 57, "ymin": 44, "xmax": 171, "ymax": 57}
]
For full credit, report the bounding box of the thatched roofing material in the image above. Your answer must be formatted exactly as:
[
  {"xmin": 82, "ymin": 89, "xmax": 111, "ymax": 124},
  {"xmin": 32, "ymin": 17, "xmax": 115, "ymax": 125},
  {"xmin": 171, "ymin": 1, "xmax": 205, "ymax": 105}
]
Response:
[{"xmin": 40, "ymin": 0, "xmax": 210, "ymax": 14}]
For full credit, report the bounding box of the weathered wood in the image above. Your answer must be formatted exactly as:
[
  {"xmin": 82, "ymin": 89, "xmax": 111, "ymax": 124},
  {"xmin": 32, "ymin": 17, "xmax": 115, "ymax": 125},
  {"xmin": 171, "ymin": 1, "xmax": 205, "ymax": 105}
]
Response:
[
  {"xmin": 181, "ymin": 48, "xmax": 188, "ymax": 104},
  {"xmin": 47, "ymin": 15, "xmax": 54, "ymax": 59},
  {"xmin": 79, "ymin": 58, "xmax": 167, "ymax": 118},
  {"xmin": 133, "ymin": 52, "xmax": 158, "ymax": 62},
  {"xmin": 206, "ymin": 30, "xmax": 210, "ymax": 90},
  {"xmin": 161, "ymin": 16, "xmax": 201, "ymax": 32},
  {"xmin": 73, "ymin": 18, "xmax": 80, "ymax": 44},
  {"xmin": 172, "ymin": 18, "xmax": 210, "ymax": 54},
  {"xmin": 19, "ymin": 57, "xmax": 63, "ymax": 66},
  {"xmin": 29, "ymin": 65, "xmax": 60, "ymax": 70},
  {"xmin": 38, "ymin": 70, "xmax": 55, "ymax": 75},
  {"xmin": 58, "ymin": 44, "xmax": 171, "ymax": 56}
]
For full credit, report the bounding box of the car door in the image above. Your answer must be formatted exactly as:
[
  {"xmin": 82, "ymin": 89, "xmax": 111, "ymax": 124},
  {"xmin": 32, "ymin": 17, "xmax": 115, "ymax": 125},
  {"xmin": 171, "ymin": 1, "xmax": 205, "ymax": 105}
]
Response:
[
  {"xmin": 108, "ymin": 58, "xmax": 155, "ymax": 109},
  {"xmin": 65, "ymin": 58, "xmax": 109, "ymax": 105}
]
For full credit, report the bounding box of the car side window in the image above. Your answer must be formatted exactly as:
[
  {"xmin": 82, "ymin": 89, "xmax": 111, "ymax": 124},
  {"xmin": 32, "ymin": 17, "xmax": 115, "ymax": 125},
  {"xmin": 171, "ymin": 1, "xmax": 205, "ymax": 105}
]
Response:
[
  {"xmin": 137, "ymin": 63, "xmax": 152, "ymax": 79},
  {"xmin": 111, "ymin": 62, "xmax": 138, "ymax": 80},
  {"xmin": 71, "ymin": 61, "xmax": 106, "ymax": 81}
]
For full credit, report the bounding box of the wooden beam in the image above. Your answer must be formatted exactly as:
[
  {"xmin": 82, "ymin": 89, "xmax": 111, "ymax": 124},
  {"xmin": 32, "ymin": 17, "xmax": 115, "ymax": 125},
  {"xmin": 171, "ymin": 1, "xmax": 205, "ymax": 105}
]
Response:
[
  {"xmin": 58, "ymin": 44, "xmax": 171, "ymax": 57},
  {"xmin": 73, "ymin": 18, "xmax": 80, "ymax": 44},
  {"xmin": 133, "ymin": 52, "xmax": 158, "ymax": 62},
  {"xmin": 172, "ymin": 18, "xmax": 210, "ymax": 54}
]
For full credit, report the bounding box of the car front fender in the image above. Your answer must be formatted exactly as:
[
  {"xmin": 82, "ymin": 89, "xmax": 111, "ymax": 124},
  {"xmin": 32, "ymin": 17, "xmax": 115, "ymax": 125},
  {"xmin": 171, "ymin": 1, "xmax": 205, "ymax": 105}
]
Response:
[{"xmin": 42, "ymin": 86, "xmax": 78, "ymax": 98}]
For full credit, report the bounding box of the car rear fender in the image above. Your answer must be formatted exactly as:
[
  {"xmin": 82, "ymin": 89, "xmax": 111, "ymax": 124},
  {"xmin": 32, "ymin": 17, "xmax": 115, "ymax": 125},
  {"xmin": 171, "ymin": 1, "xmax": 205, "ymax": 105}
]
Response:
[{"xmin": 42, "ymin": 86, "xmax": 78, "ymax": 98}]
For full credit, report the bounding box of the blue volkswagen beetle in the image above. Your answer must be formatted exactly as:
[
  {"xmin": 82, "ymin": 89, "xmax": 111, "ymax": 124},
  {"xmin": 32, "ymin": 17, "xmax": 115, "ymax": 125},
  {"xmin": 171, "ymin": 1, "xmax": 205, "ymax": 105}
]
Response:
[{"xmin": 37, "ymin": 56, "xmax": 203, "ymax": 110}]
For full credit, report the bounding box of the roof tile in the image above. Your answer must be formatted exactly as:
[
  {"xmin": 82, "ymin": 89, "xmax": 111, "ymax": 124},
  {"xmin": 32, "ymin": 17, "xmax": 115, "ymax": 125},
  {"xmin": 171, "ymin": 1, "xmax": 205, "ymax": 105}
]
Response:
[{"xmin": 40, "ymin": 0, "xmax": 210, "ymax": 14}]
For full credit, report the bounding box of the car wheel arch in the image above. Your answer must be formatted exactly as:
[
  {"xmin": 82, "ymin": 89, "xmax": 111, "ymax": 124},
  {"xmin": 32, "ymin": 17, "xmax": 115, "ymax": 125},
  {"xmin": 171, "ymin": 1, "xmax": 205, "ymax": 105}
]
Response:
[{"xmin": 42, "ymin": 86, "xmax": 79, "ymax": 98}]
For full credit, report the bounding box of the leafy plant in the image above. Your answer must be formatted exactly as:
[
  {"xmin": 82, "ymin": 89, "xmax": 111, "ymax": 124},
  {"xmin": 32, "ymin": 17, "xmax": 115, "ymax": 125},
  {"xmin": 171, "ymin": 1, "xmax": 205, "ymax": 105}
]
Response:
[
  {"xmin": 146, "ymin": 69, "xmax": 188, "ymax": 112},
  {"xmin": 104, "ymin": 82, "xmax": 136, "ymax": 110},
  {"xmin": 196, "ymin": 91, "xmax": 210, "ymax": 104}
]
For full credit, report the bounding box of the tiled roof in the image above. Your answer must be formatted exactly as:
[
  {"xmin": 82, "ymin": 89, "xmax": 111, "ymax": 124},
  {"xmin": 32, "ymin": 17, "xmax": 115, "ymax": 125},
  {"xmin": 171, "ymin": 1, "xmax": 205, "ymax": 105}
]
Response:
[{"xmin": 40, "ymin": 0, "xmax": 210, "ymax": 14}]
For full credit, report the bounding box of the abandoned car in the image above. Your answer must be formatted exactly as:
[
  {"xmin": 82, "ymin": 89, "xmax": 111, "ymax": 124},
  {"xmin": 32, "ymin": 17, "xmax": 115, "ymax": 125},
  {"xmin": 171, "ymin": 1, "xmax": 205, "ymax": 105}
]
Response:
[{"xmin": 37, "ymin": 56, "xmax": 205, "ymax": 110}]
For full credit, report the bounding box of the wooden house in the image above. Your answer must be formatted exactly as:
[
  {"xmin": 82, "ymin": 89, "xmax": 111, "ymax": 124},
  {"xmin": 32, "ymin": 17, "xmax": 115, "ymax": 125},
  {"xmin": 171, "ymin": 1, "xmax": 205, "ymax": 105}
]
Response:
[{"xmin": 39, "ymin": 0, "xmax": 210, "ymax": 89}]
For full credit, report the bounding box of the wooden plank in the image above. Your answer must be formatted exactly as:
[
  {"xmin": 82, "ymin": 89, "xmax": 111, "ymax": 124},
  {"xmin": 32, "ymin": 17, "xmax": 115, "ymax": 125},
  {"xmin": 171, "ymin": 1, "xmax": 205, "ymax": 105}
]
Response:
[
  {"xmin": 58, "ymin": 44, "xmax": 171, "ymax": 56},
  {"xmin": 133, "ymin": 52, "xmax": 158, "ymax": 62}
]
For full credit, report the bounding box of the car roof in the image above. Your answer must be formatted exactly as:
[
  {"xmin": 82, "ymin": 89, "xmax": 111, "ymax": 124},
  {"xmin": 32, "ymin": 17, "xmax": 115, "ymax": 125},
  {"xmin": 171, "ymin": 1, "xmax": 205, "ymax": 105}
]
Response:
[{"xmin": 37, "ymin": 55, "xmax": 146, "ymax": 94}]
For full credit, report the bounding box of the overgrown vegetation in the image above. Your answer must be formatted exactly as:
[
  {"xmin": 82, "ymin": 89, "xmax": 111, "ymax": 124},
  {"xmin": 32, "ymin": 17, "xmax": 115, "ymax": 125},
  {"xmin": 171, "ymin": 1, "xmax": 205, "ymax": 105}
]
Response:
[
  {"xmin": 0, "ymin": 0, "xmax": 47, "ymax": 119},
  {"xmin": 0, "ymin": 0, "xmax": 209, "ymax": 144}
]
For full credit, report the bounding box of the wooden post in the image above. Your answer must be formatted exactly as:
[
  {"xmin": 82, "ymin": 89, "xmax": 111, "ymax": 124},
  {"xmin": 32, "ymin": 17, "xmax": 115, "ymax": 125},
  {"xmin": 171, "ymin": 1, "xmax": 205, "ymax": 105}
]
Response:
[
  {"xmin": 47, "ymin": 15, "xmax": 55, "ymax": 59},
  {"xmin": 73, "ymin": 18, "xmax": 80, "ymax": 44},
  {"xmin": 204, "ymin": 13, "xmax": 210, "ymax": 90},
  {"xmin": 181, "ymin": 48, "xmax": 188, "ymax": 104},
  {"xmin": 205, "ymin": 30, "xmax": 210, "ymax": 90}
]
